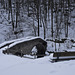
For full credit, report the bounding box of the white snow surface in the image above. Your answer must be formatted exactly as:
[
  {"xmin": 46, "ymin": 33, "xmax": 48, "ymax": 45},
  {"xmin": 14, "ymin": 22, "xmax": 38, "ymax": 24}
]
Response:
[
  {"xmin": 0, "ymin": 53, "xmax": 75, "ymax": 75},
  {"xmin": 0, "ymin": 42, "xmax": 75, "ymax": 75}
]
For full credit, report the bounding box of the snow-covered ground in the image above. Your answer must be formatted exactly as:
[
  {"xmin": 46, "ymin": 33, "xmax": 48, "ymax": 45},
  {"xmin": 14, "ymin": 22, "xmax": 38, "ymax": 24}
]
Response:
[
  {"xmin": 0, "ymin": 52, "xmax": 75, "ymax": 75},
  {"xmin": 0, "ymin": 38, "xmax": 75, "ymax": 75}
]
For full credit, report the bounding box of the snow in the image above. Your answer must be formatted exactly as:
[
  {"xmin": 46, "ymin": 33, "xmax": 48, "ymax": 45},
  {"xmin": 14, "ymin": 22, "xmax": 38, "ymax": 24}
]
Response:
[
  {"xmin": 9, "ymin": 37, "xmax": 42, "ymax": 48},
  {"xmin": 31, "ymin": 46, "xmax": 37, "ymax": 55},
  {"xmin": 0, "ymin": 36, "xmax": 42, "ymax": 49},
  {"xmin": 0, "ymin": 36, "xmax": 75, "ymax": 75},
  {"xmin": 73, "ymin": 43, "xmax": 75, "ymax": 46},
  {"xmin": 0, "ymin": 53, "xmax": 75, "ymax": 75},
  {"xmin": 0, "ymin": 1, "xmax": 75, "ymax": 75},
  {"xmin": 0, "ymin": 41, "xmax": 75, "ymax": 75}
]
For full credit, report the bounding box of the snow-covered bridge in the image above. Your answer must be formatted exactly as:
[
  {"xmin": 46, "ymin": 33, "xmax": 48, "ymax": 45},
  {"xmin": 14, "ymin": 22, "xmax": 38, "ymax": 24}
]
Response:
[{"xmin": 2, "ymin": 37, "xmax": 47, "ymax": 58}]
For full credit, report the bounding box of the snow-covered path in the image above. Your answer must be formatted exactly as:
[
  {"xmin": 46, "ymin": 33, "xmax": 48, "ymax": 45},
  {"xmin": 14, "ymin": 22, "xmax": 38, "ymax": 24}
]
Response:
[{"xmin": 0, "ymin": 53, "xmax": 75, "ymax": 75}]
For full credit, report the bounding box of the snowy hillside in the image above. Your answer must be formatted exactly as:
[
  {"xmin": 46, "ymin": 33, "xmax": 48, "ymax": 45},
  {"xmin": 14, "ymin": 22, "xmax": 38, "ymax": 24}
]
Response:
[
  {"xmin": 0, "ymin": 1, "xmax": 75, "ymax": 75},
  {"xmin": 0, "ymin": 1, "xmax": 75, "ymax": 43}
]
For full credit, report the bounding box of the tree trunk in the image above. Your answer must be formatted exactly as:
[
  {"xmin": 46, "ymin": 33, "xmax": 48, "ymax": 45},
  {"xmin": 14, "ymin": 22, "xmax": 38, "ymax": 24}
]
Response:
[{"xmin": 51, "ymin": 0, "xmax": 53, "ymax": 38}]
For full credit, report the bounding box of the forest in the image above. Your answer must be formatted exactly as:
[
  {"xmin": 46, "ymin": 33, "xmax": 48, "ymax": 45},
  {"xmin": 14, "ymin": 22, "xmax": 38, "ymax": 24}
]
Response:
[{"xmin": 0, "ymin": 0, "xmax": 75, "ymax": 43}]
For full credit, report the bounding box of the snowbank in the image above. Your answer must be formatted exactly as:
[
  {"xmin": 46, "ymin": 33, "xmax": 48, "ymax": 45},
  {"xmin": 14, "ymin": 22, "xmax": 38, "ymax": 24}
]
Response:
[
  {"xmin": 0, "ymin": 38, "xmax": 75, "ymax": 75},
  {"xmin": 0, "ymin": 53, "xmax": 75, "ymax": 75}
]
